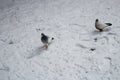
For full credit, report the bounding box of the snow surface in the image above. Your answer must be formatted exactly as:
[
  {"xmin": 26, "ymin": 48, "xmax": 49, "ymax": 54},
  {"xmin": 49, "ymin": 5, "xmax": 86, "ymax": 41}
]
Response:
[{"xmin": 0, "ymin": 0, "xmax": 120, "ymax": 80}]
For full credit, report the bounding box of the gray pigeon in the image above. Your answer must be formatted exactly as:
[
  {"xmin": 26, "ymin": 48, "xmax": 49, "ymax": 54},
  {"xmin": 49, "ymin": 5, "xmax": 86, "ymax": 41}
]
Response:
[
  {"xmin": 41, "ymin": 33, "xmax": 54, "ymax": 49},
  {"xmin": 95, "ymin": 19, "xmax": 112, "ymax": 32}
]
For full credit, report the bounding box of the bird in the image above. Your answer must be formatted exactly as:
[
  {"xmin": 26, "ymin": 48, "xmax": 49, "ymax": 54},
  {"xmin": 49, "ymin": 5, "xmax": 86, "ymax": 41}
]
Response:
[
  {"xmin": 41, "ymin": 33, "xmax": 54, "ymax": 49},
  {"xmin": 95, "ymin": 19, "xmax": 112, "ymax": 32}
]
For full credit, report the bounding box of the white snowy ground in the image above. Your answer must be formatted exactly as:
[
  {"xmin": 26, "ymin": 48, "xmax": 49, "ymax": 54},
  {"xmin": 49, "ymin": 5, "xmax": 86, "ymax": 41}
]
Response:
[{"xmin": 0, "ymin": 0, "xmax": 120, "ymax": 80}]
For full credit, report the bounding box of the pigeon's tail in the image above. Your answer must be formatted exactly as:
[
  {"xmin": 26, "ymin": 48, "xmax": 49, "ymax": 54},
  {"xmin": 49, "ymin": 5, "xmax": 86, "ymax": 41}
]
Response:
[{"xmin": 105, "ymin": 23, "xmax": 112, "ymax": 26}]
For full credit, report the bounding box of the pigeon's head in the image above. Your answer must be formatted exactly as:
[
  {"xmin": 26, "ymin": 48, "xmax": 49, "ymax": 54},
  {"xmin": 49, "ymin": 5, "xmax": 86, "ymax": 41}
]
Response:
[
  {"xmin": 41, "ymin": 33, "xmax": 45, "ymax": 36},
  {"xmin": 96, "ymin": 19, "xmax": 99, "ymax": 22}
]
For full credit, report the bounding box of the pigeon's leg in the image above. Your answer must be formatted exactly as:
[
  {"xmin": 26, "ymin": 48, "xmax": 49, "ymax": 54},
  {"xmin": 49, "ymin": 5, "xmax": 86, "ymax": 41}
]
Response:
[
  {"xmin": 45, "ymin": 44, "xmax": 48, "ymax": 49},
  {"xmin": 99, "ymin": 29, "xmax": 103, "ymax": 32}
]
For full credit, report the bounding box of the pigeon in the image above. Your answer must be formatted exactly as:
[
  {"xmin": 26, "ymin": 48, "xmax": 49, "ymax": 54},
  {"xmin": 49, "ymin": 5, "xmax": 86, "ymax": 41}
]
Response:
[
  {"xmin": 95, "ymin": 19, "xmax": 112, "ymax": 32},
  {"xmin": 41, "ymin": 33, "xmax": 54, "ymax": 49}
]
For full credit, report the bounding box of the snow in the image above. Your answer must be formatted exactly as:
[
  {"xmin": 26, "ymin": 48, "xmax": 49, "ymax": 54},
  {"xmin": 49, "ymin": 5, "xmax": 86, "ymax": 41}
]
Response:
[{"xmin": 0, "ymin": 0, "xmax": 120, "ymax": 80}]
